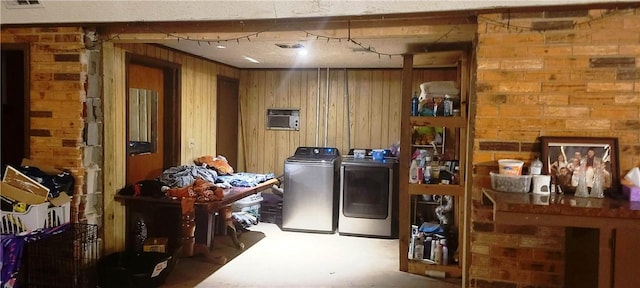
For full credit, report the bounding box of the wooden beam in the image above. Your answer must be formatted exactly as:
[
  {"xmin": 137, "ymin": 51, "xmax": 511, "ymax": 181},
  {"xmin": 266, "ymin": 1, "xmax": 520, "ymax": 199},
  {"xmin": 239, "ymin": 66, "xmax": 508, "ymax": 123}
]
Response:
[
  {"xmin": 100, "ymin": 13, "xmax": 476, "ymax": 33},
  {"xmin": 98, "ymin": 15, "xmax": 477, "ymax": 43}
]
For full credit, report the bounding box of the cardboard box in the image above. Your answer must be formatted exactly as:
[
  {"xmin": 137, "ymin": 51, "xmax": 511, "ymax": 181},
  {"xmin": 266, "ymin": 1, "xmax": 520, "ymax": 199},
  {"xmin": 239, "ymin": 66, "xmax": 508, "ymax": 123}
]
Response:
[
  {"xmin": 2, "ymin": 166, "xmax": 50, "ymax": 198},
  {"xmin": 1, "ymin": 182, "xmax": 48, "ymax": 205},
  {"xmin": 1, "ymin": 165, "xmax": 71, "ymax": 206},
  {"xmin": 622, "ymin": 179, "xmax": 640, "ymax": 202},
  {"xmin": 144, "ymin": 237, "xmax": 168, "ymax": 253},
  {"xmin": 2, "ymin": 166, "xmax": 50, "ymax": 204}
]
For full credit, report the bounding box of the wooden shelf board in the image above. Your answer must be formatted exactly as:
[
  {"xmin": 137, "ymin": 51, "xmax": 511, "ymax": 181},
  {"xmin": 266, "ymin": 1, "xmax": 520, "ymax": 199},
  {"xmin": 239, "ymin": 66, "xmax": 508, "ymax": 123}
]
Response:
[
  {"xmin": 408, "ymin": 260, "xmax": 462, "ymax": 278},
  {"xmin": 410, "ymin": 116, "xmax": 467, "ymax": 128},
  {"xmin": 408, "ymin": 183, "xmax": 464, "ymax": 196}
]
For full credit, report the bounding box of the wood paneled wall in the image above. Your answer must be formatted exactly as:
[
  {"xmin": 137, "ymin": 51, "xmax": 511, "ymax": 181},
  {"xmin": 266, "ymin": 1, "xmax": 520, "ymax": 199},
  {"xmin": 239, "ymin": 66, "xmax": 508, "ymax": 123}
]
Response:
[
  {"xmin": 101, "ymin": 42, "xmax": 457, "ymax": 250},
  {"xmin": 238, "ymin": 68, "xmax": 457, "ymax": 176},
  {"xmin": 102, "ymin": 43, "xmax": 239, "ymax": 253}
]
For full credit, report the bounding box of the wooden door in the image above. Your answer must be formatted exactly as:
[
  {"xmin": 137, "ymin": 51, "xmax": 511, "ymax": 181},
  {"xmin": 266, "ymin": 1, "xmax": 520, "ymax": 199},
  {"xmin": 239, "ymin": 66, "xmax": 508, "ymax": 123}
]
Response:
[
  {"xmin": 127, "ymin": 64, "xmax": 164, "ymax": 184},
  {"xmin": 216, "ymin": 76, "xmax": 239, "ymax": 169}
]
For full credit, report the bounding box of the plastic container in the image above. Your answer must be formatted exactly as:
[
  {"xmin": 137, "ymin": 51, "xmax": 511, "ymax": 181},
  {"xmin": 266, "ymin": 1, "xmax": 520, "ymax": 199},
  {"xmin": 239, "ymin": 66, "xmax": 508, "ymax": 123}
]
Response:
[
  {"xmin": 233, "ymin": 195, "xmax": 264, "ymax": 218},
  {"xmin": 97, "ymin": 251, "xmax": 173, "ymax": 288},
  {"xmin": 46, "ymin": 201, "xmax": 71, "ymax": 228},
  {"xmin": 353, "ymin": 149, "xmax": 366, "ymax": 159},
  {"xmin": 532, "ymin": 174, "xmax": 551, "ymax": 195},
  {"xmin": 498, "ymin": 159, "xmax": 524, "ymax": 175},
  {"xmin": 490, "ymin": 171, "xmax": 532, "ymax": 193},
  {"xmin": 0, "ymin": 202, "xmax": 49, "ymax": 234},
  {"xmin": 259, "ymin": 193, "xmax": 283, "ymax": 225},
  {"xmin": 372, "ymin": 149, "xmax": 385, "ymax": 161},
  {"xmin": 530, "ymin": 157, "xmax": 543, "ymax": 175}
]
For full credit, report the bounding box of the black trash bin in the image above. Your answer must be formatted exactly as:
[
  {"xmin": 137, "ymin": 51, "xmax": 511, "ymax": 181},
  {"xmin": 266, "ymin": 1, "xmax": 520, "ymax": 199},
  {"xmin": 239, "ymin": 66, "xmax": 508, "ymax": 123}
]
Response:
[{"xmin": 97, "ymin": 251, "xmax": 173, "ymax": 288}]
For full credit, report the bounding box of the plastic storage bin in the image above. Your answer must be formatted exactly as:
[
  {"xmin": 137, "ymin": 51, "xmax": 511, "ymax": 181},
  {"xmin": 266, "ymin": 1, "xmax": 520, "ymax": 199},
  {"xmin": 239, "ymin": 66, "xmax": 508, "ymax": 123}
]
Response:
[
  {"xmin": 97, "ymin": 251, "xmax": 173, "ymax": 288},
  {"xmin": 260, "ymin": 193, "xmax": 283, "ymax": 225},
  {"xmin": 490, "ymin": 171, "xmax": 532, "ymax": 193},
  {"xmin": 232, "ymin": 194, "xmax": 264, "ymax": 218}
]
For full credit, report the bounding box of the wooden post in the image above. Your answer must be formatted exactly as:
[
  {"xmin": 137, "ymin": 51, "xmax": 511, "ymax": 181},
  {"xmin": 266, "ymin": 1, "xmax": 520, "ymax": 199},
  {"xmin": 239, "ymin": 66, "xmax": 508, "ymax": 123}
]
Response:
[{"xmin": 181, "ymin": 197, "xmax": 196, "ymax": 257}]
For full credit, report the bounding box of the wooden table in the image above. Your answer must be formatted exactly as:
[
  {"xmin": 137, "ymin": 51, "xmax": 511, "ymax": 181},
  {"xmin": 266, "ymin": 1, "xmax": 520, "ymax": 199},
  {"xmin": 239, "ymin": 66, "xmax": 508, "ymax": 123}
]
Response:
[
  {"xmin": 483, "ymin": 189, "xmax": 640, "ymax": 288},
  {"xmin": 115, "ymin": 178, "xmax": 279, "ymax": 265}
]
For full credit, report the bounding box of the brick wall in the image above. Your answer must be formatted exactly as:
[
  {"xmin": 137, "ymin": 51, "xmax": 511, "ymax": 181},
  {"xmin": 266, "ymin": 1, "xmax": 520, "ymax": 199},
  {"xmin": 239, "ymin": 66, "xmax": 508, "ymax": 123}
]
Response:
[
  {"xmin": 470, "ymin": 8, "xmax": 640, "ymax": 287},
  {"xmin": 1, "ymin": 27, "xmax": 88, "ymax": 222}
]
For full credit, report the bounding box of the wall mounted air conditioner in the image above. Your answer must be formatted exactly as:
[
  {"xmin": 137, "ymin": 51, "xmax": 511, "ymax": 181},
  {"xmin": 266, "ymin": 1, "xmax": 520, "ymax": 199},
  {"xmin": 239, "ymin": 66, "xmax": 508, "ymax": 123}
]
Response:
[{"xmin": 266, "ymin": 109, "xmax": 300, "ymax": 131}]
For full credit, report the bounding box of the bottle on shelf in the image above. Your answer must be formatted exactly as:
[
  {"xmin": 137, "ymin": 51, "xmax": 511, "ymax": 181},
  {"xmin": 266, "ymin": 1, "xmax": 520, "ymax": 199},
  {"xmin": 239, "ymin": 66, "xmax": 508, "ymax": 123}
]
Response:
[
  {"xmin": 414, "ymin": 235, "xmax": 424, "ymax": 260},
  {"xmin": 430, "ymin": 155, "xmax": 441, "ymax": 183},
  {"xmin": 411, "ymin": 91, "xmax": 419, "ymax": 116},
  {"xmin": 443, "ymin": 95, "xmax": 453, "ymax": 116},
  {"xmin": 409, "ymin": 225, "xmax": 419, "ymax": 259},
  {"xmin": 434, "ymin": 239, "xmax": 443, "ymax": 264},
  {"xmin": 530, "ymin": 157, "xmax": 543, "ymax": 175},
  {"xmin": 423, "ymin": 156, "xmax": 432, "ymax": 184},
  {"xmin": 441, "ymin": 239, "xmax": 449, "ymax": 265},
  {"xmin": 430, "ymin": 238, "xmax": 437, "ymax": 260},
  {"xmin": 423, "ymin": 236, "xmax": 432, "ymax": 260},
  {"xmin": 452, "ymin": 165, "xmax": 460, "ymax": 185},
  {"xmin": 409, "ymin": 159, "xmax": 419, "ymax": 184},
  {"xmin": 423, "ymin": 162, "xmax": 431, "ymax": 184}
]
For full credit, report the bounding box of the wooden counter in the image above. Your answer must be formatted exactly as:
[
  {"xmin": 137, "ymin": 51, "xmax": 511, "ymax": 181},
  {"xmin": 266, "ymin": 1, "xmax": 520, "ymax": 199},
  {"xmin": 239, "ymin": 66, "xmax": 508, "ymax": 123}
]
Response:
[{"xmin": 483, "ymin": 189, "xmax": 640, "ymax": 288}]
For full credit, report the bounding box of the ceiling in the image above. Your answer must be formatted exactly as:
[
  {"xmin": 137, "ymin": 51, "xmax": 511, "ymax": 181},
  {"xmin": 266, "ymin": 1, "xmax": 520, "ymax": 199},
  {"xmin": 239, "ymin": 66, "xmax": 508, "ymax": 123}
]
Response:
[
  {"xmin": 102, "ymin": 15, "xmax": 479, "ymax": 69},
  {"xmin": 158, "ymin": 32, "xmax": 472, "ymax": 69},
  {"xmin": 2, "ymin": 0, "xmax": 637, "ymax": 69}
]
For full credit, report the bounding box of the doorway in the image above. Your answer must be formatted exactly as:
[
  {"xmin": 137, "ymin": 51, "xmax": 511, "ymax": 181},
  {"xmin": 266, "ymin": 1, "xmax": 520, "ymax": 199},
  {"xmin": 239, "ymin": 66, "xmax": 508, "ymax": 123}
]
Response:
[
  {"xmin": 1, "ymin": 44, "xmax": 29, "ymax": 174},
  {"xmin": 216, "ymin": 76, "xmax": 239, "ymax": 170},
  {"xmin": 125, "ymin": 54, "xmax": 181, "ymax": 185}
]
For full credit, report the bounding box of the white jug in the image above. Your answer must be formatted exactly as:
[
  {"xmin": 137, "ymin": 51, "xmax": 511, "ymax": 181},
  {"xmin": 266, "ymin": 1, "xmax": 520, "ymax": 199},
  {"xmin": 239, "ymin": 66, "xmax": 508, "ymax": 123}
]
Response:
[{"xmin": 532, "ymin": 175, "xmax": 551, "ymax": 195}]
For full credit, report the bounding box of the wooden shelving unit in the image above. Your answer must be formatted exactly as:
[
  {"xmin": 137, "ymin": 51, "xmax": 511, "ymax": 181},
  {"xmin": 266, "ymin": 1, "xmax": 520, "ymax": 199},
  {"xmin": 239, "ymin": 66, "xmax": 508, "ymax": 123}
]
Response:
[{"xmin": 398, "ymin": 51, "xmax": 470, "ymax": 283}]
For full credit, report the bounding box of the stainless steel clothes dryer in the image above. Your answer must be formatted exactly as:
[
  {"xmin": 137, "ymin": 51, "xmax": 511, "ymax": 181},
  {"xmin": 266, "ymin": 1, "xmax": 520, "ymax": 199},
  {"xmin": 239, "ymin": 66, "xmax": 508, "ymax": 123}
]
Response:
[{"xmin": 339, "ymin": 149, "xmax": 398, "ymax": 238}]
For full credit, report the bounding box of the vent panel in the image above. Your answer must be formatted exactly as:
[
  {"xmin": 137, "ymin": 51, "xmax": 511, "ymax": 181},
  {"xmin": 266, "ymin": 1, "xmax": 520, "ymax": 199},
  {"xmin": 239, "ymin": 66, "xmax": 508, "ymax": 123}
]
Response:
[{"xmin": 4, "ymin": 0, "xmax": 43, "ymax": 9}]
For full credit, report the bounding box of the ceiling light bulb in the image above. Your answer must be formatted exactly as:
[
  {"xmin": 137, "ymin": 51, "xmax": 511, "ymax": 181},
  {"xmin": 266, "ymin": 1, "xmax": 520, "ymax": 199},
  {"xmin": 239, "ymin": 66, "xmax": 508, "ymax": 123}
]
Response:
[
  {"xmin": 297, "ymin": 49, "xmax": 308, "ymax": 56},
  {"xmin": 216, "ymin": 45, "xmax": 226, "ymax": 49}
]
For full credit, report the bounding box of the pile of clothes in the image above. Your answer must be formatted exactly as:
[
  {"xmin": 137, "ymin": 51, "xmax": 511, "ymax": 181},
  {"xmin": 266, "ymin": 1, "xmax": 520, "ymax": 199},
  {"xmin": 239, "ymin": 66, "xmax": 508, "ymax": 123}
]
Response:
[{"xmin": 119, "ymin": 155, "xmax": 275, "ymax": 202}]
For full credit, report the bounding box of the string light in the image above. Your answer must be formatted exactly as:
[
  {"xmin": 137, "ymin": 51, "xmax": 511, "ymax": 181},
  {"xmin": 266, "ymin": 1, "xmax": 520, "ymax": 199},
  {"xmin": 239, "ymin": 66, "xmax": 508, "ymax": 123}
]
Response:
[
  {"xmin": 477, "ymin": 8, "xmax": 623, "ymax": 32},
  {"xmin": 5, "ymin": 8, "xmax": 630, "ymax": 55}
]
